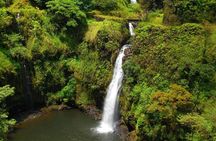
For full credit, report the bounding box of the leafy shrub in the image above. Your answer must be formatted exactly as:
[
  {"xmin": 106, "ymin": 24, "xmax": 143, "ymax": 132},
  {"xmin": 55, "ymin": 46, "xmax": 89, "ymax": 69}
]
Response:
[
  {"xmin": 1, "ymin": 34, "xmax": 24, "ymax": 49},
  {"xmin": 30, "ymin": 0, "xmax": 50, "ymax": 8},
  {"xmin": 10, "ymin": 47, "xmax": 32, "ymax": 61},
  {"xmin": 47, "ymin": 78, "xmax": 76, "ymax": 104},
  {"xmin": 92, "ymin": 0, "xmax": 118, "ymax": 11},
  {"xmin": 0, "ymin": 8, "xmax": 12, "ymax": 30},
  {"xmin": 0, "ymin": 0, "xmax": 5, "ymax": 7},
  {"xmin": 0, "ymin": 51, "xmax": 16, "ymax": 79},
  {"xmin": 0, "ymin": 85, "xmax": 16, "ymax": 141},
  {"xmin": 0, "ymin": 0, "xmax": 12, "ymax": 7},
  {"xmin": 124, "ymin": 84, "xmax": 194, "ymax": 141},
  {"xmin": 131, "ymin": 23, "xmax": 215, "ymax": 92},
  {"xmin": 178, "ymin": 113, "xmax": 213, "ymax": 141},
  {"xmin": 94, "ymin": 20, "xmax": 128, "ymax": 59},
  {"xmin": 120, "ymin": 22, "xmax": 216, "ymax": 140},
  {"xmin": 75, "ymin": 0, "xmax": 93, "ymax": 11},
  {"xmin": 46, "ymin": 0, "xmax": 86, "ymax": 31},
  {"xmin": 32, "ymin": 61, "xmax": 66, "ymax": 94},
  {"xmin": 139, "ymin": 0, "xmax": 164, "ymax": 10},
  {"xmin": 164, "ymin": 0, "xmax": 216, "ymax": 23}
]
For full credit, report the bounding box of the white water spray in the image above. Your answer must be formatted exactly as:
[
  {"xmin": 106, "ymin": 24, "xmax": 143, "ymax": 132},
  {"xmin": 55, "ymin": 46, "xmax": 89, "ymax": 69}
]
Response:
[
  {"xmin": 131, "ymin": 0, "xmax": 137, "ymax": 4},
  {"xmin": 96, "ymin": 45, "xmax": 129, "ymax": 133},
  {"xmin": 129, "ymin": 23, "xmax": 135, "ymax": 36}
]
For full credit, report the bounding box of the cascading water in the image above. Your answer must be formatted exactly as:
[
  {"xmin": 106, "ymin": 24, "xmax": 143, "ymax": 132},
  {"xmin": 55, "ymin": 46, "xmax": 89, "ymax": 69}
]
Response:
[
  {"xmin": 96, "ymin": 45, "xmax": 129, "ymax": 133},
  {"xmin": 96, "ymin": 0, "xmax": 136, "ymax": 132},
  {"xmin": 129, "ymin": 23, "xmax": 135, "ymax": 36},
  {"xmin": 131, "ymin": 0, "xmax": 137, "ymax": 4}
]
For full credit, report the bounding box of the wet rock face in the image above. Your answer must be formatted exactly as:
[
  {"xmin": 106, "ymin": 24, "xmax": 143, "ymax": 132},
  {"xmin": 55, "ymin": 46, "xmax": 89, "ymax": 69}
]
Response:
[
  {"xmin": 116, "ymin": 120, "xmax": 139, "ymax": 141},
  {"xmin": 57, "ymin": 104, "xmax": 72, "ymax": 111},
  {"xmin": 80, "ymin": 105, "xmax": 102, "ymax": 120},
  {"xmin": 128, "ymin": 131, "xmax": 138, "ymax": 141},
  {"xmin": 123, "ymin": 47, "xmax": 132, "ymax": 62},
  {"xmin": 118, "ymin": 124, "xmax": 129, "ymax": 141},
  {"xmin": 124, "ymin": 48, "xmax": 132, "ymax": 56}
]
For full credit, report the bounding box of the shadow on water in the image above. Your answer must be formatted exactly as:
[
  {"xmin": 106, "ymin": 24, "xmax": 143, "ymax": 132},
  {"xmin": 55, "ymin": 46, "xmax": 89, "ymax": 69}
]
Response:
[{"xmin": 9, "ymin": 109, "xmax": 120, "ymax": 141}]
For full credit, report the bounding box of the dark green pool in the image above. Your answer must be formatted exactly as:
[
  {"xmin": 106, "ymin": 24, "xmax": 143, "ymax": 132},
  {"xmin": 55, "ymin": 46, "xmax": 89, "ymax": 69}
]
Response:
[{"xmin": 9, "ymin": 109, "xmax": 120, "ymax": 141}]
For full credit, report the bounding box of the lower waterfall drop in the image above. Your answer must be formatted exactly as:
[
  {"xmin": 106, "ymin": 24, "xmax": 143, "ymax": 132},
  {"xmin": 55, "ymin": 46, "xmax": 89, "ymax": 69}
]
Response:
[{"xmin": 96, "ymin": 45, "xmax": 129, "ymax": 133}]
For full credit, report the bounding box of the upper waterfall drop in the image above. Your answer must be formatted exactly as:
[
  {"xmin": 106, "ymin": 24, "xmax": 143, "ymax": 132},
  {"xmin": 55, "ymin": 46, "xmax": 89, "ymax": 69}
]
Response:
[
  {"xmin": 96, "ymin": 45, "xmax": 129, "ymax": 133},
  {"xmin": 129, "ymin": 23, "xmax": 135, "ymax": 36},
  {"xmin": 131, "ymin": 0, "xmax": 137, "ymax": 4}
]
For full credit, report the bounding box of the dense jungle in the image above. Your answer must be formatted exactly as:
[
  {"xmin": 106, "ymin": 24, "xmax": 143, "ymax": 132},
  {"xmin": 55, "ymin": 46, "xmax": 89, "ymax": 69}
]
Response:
[{"xmin": 0, "ymin": 0, "xmax": 216, "ymax": 141}]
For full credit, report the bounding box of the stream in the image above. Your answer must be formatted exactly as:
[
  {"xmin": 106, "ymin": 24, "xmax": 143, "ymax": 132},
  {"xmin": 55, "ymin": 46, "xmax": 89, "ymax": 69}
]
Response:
[{"xmin": 9, "ymin": 109, "xmax": 120, "ymax": 141}]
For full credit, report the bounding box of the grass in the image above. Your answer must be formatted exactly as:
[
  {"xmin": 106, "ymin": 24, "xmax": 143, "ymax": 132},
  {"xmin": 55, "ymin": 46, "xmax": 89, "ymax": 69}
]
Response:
[
  {"xmin": 145, "ymin": 10, "xmax": 164, "ymax": 25},
  {"xmin": 204, "ymin": 23, "xmax": 216, "ymax": 46},
  {"xmin": 84, "ymin": 19, "xmax": 104, "ymax": 42},
  {"xmin": 88, "ymin": 2, "xmax": 143, "ymax": 21},
  {"xmin": 88, "ymin": 10, "xmax": 125, "ymax": 21}
]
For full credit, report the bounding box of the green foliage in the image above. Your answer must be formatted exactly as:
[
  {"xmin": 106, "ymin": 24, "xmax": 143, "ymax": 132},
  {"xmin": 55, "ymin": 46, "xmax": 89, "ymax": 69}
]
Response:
[
  {"xmin": 142, "ymin": 85, "xmax": 193, "ymax": 141},
  {"xmin": 0, "ymin": 8, "xmax": 12, "ymax": 30},
  {"xmin": 48, "ymin": 78, "xmax": 76, "ymax": 104},
  {"xmin": 10, "ymin": 47, "xmax": 32, "ymax": 61},
  {"xmin": 121, "ymin": 22, "xmax": 216, "ymax": 141},
  {"xmin": 122, "ymin": 84, "xmax": 195, "ymax": 141},
  {"xmin": 11, "ymin": 5, "xmax": 53, "ymax": 38},
  {"xmin": 30, "ymin": 0, "xmax": 50, "ymax": 8},
  {"xmin": 0, "ymin": 0, "xmax": 5, "ymax": 7},
  {"xmin": 1, "ymin": 0, "xmax": 216, "ymax": 141},
  {"xmin": 33, "ymin": 61, "xmax": 66, "ymax": 94},
  {"xmin": 75, "ymin": 0, "xmax": 93, "ymax": 11},
  {"xmin": 145, "ymin": 10, "xmax": 164, "ymax": 25},
  {"xmin": 178, "ymin": 113, "xmax": 213, "ymax": 141},
  {"xmin": 31, "ymin": 34, "xmax": 69, "ymax": 58},
  {"xmin": 94, "ymin": 20, "xmax": 128, "ymax": 58},
  {"xmin": 88, "ymin": 0, "xmax": 142, "ymax": 21},
  {"xmin": 46, "ymin": 0, "xmax": 86, "ymax": 31},
  {"xmin": 92, "ymin": 0, "xmax": 118, "ymax": 11},
  {"xmin": 66, "ymin": 42, "xmax": 112, "ymax": 106},
  {"xmin": 64, "ymin": 19, "xmax": 127, "ymax": 107},
  {"xmin": 0, "ymin": 85, "xmax": 16, "ymax": 141},
  {"xmin": 173, "ymin": 0, "xmax": 216, "ymax": 23},
  {"xmin": 162, "ymin": 0, "xmax": 216, "ymax": 24},
  {"xmin": 1, "ymin": 34, "xmax": 24, "ymax": 49},
  {"xmin": 130, "ymin": 23, "xmax": 215, "ymax": 92},
  {"xmin": 140, "ymin": 0, "xmax": 164, "ymax": 10},
  {"xmin": 0, "ymin": 0, "xmax": 12, "ymax": 7},
  {"xmin": 0, "ymin": 51, "xmax": 16, "ymax": 79},
  {"xmin": 84, "ymin": 20, "xmax": 103, "ymax": 43}
]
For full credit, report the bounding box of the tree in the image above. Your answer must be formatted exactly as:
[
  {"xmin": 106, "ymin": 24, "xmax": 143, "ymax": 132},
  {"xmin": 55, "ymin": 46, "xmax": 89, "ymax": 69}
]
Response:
[
  {"xmin": 0, "ymin": 0, "xmax": 12, "ymax": 7},
  {"xmin": 139, "ymin": 0, "xmax": 164, "ymax": 10},
  {"xmin": 92, "ymin": 0, "xmax": 118, "ymax": 11},
  {"xmin": 163, "ymin": 0, "xmax": 216, "ymax": 23},
  {"xmin": 75, "ymin": 0, "xmax": 93, "ymax": 11},
  {"xmin": 178, "ymin": 113, "xmax": 213, "ymax": 141},
  {"xmin": 46, "ymin": 0, "xmax": 86, "ymax": 31},
  {"xmin": 131, "ymin": 84, "xmax": 194, "ymax": 141},
  {"xmin": 0, "ymin": 8, "xmax": 12, "ymax": 30},
  {"xmin": 30, "ymin": 0, "xmax": 50, "ymax": 8},
  {"xmin": 0, "ymin": 51, "xmax": 16, "ymax": 79}
]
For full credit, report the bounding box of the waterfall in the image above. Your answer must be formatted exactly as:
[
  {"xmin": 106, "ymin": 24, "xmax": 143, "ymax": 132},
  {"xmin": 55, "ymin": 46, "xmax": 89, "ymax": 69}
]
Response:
[
  {"xmin": 129, "ymin": 23, "xmax": 135, "ymax": 36},
  {"xmin": 17, "ymin": 13, "xmax": 20, "ymax": 19},
  {"xmin": 96, "ymin": 45, "xmax": 129, "ymax": 133},
  {"xmin": 96, "ymin": 10, "xmax": 136, "ymax": 134},
  {"xmin": 131, "ymin": 0, "xmax": 137, "ymax": 4}
]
